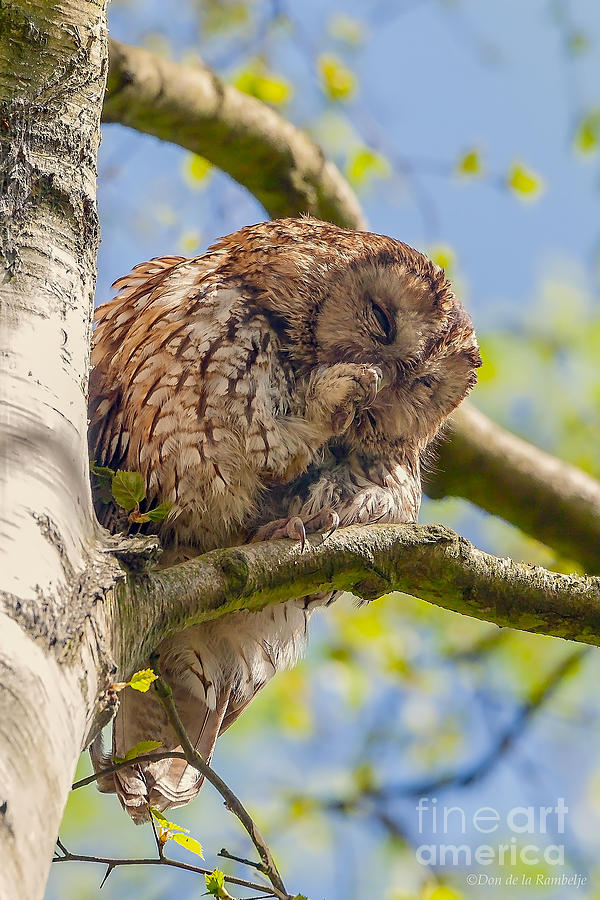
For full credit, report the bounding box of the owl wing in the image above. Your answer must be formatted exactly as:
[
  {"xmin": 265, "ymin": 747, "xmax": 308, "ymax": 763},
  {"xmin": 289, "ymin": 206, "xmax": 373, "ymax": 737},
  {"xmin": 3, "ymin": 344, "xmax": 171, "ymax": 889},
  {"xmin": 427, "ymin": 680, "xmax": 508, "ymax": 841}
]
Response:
[{"xmin": 89, "ymin": 256, "xmax": 189, "ymax": 529}]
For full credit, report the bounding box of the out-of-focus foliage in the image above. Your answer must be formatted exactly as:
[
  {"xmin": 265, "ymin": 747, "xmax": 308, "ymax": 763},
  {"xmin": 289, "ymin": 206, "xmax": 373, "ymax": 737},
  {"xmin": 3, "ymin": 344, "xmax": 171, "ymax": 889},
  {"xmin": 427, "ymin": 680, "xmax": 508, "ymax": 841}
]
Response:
[
  {"xmin": 477, "ymin": 276, "xmax": 600, "ymax": 479},
  {"xmin": 318, "ymin": 53, "xmax": 356, "ymax": 101},
  {"xmin": 455, "ymin": 149, "xmax": 483, "ymax": 179},
  {"xmin": 234, "ymin": 57, "xmax": 292, "ymax": 105},
  {"xmin": 507, "ymin": 162, "xmax": 545, "ymax": 202},
  {"xmin": 574, "ymin": 108, "xmax": 600, "ymax": 156},
  {"xmin": 346, "ymin": 146, "xmax": 390, "ymax": 187},
  {"xmin": 183, "ymin": 153, "xmax": 214, "ymax": 187}
]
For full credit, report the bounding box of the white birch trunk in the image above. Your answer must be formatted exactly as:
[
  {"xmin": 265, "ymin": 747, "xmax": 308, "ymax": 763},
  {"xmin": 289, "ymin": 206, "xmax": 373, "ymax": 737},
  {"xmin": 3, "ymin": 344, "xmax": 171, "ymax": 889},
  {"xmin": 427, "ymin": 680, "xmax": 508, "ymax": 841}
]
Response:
[{"xmin": 0, "ymin": 2, "xmax": 109, "ymax": 896}]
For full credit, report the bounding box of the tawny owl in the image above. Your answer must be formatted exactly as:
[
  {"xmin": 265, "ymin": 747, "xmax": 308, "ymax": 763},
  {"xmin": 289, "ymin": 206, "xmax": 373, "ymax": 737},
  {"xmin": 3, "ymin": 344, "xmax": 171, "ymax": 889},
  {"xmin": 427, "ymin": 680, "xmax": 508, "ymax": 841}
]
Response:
[{"xmin": 88, "ymin": 217, "xmax": 480, "ymax": 822}]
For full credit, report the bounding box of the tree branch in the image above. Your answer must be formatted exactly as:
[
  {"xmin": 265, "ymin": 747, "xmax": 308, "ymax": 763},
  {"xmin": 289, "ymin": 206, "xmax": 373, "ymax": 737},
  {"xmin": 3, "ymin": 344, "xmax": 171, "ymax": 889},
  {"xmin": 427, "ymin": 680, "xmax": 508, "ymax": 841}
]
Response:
[
  {"xmin": 70, "ymin": 695, "xmax": 292, "ymax": 897},
  {"xmin": 153, "ymin": 670, "xmax": 290, "ymax": 900},
  {"xmin": 102, "ymin": 39, "xmax": 365, "ymax": 229},
  {"xmin": 101, "ymin": 40, "xmax": 600, "ymax": 569},
  {"xmin": 53, "ymin": 841, "xmax": 276, "ymax": 896},
  {"xmin": 429, "ymin": 404, "xmax": 600, "ymax": 573},
  {"xmin": 115, "ymin": 523, "xmax": 600, "ymax": 679},
  {"xmin": 71, "ymin": 751, "xmax": 187, "ymax": 791}
]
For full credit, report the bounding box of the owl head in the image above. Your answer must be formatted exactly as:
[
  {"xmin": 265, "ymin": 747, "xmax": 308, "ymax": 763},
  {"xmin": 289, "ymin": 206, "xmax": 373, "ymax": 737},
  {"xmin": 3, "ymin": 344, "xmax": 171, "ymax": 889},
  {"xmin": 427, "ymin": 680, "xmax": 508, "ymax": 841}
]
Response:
[
  {"xmin": 211, "ymin": 218, "xmax": 481, "ymax": 453},
  {"xmin": 310, "ymin": 238, "xmax": 481, "ymax": 453}
]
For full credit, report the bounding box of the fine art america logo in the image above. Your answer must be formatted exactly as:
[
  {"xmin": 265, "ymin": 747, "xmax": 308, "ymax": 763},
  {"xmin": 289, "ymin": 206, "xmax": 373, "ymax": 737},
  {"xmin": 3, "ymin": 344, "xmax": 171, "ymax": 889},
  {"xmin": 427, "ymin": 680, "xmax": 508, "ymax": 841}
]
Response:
[{"xmin": 415, "ymin": 797, "xmax": 569, "ymax": 868}]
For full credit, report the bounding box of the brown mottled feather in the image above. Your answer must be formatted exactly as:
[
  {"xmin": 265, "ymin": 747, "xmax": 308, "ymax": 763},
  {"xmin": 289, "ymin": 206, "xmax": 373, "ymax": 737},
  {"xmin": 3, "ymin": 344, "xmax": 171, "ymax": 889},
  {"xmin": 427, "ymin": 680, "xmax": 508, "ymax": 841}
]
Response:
[{"xmin": 88, "ymin": 217, "xmax": 480, "ymax": 821}]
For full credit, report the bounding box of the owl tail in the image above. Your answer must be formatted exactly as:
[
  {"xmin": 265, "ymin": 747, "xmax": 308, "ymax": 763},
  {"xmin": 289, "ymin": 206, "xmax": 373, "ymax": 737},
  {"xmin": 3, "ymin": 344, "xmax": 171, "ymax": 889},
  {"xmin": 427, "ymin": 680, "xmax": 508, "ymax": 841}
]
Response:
[{"xmin": 91, "ymin": 679, "xmax": 232, "ymax": 824}]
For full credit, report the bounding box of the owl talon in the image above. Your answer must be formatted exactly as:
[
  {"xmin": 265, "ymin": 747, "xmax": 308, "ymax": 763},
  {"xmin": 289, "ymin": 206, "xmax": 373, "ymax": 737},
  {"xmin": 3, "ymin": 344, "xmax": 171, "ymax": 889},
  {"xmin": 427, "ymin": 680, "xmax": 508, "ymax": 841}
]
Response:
[
  {"xmin": 285, "ymin": 516, "xmax": 307, "ymax": 552},
  {"xmin": 252, "ymin": 508, "xmax": 339, "ymax": 550},
  {"xmin": 304, "ymin": 509, "xmax": 340, "ymax": 542},
  {"xmin": 323, "ymin": 514, "xmax": 340, "ymax": 541}
]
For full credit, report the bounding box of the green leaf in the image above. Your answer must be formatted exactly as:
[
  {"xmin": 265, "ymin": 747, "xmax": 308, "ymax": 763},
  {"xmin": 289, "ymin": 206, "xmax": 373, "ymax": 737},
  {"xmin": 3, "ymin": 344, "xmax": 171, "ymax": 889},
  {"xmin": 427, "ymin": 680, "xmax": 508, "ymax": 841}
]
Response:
[
  {"xmin": 149, "ymin": 807, "xmax": 170, "ymax": 827},
  {"xmin": 183, "ymin": 153, "xmax": 213, "ymax": 188},
  {"xmin": 205, "ymin": 869, "xmax": 233, "ymax": 898},
  {"xmin": 171, "ymin": 832, "xmax": 204, "ymax": 857},
  {"xmin": 90, "ymin": 461, "xmax": 115, "ymax": 504},
  {"xmin": 318, "ymin": 54, "xmax": 356, "ymax": 101},
  {"xmin": 574, "ymin": 109, "xmax": 600, "ymax": 156},
  {"xmin": 456, "ymin": 148, "xmax": 483, "ymax": 177},
  {"xmin": 507, "ymin": 162, "xmax": 544, "ymax": 201},
  {"xmin": 123, "ymin": 740, "xmax": 163, "ymax": 761},
  {"xmin": 112, "ymin": 469, "xmax": 146, "ymax": 511},
  {"xmin": 90, "ymin": 461, "xmax": 115, "ymax": 478},
  {"xmin": 145, "ymin": 501, "xmax": 173, "ymax": 522},
  {"xmin": 128, "ymin": 668, "xmax": 158, "ymax": 693},
  {"xmin": 205, "ymin": 869, "xmax": 225, "ymax": 894},
  {"xmin": 150, "ymin": 808, "xmax": 189, "ymax": 834},
  {"xmin": 234, "ymin": 61, "xmax": 291, "ymax": 106},
  {"xmin": 346, "ymin": 147, "xmax": 389, "ymax": 186},
  {"xmin": 128, "ymin": 511, "xmax": 151, "ymax": 523}
]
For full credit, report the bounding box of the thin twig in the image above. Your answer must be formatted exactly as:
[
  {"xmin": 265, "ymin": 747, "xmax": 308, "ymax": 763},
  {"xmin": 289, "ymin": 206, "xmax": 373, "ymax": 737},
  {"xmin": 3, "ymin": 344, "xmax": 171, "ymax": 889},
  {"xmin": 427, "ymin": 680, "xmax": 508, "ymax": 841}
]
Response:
[
  {"xmin": 98, "ymin": 864, "xmax": 114, "ymax": 889},
  {"xmin": 150, "ymin": 809, "xmax": 164, "ymax": 859},
  {"xmin": 72, "ymin": 751, "xmax": 187, "ymax": 790},
  {"xmin": 53, "ymin": 841, "xmax": 276, "ymax": 895},
  {"xmin": 219, "ymin": 847, "xmax": 265, "ymax": 871},
  {"xmin": 152, "ymin": 665, "xmax": 290, "ymax": 900}
]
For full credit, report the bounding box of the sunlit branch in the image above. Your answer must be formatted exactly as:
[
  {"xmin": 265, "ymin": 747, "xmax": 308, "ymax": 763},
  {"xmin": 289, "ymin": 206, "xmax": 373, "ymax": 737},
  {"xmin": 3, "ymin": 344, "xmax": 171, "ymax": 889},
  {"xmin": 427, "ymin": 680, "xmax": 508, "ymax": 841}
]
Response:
[
  {"xmin": 123, "ymin": 523, "xmax": 600, "ymax": 677},
  {"xmin": 102, "ymin": 39, "xmax": 365, "ymax": 230}
]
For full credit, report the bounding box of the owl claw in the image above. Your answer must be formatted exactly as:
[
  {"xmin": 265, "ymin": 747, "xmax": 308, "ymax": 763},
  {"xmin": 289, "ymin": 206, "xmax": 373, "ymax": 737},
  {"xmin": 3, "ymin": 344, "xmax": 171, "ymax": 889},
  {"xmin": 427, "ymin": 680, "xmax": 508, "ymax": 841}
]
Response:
[
  {"xmin": 304, "ymin": 509, "xmax": 340, "ymax": 542},
  {"xmin": 284, "ymin": 516, "xmax": 307, "ymax": 552},
  {"xmin": 324, "ymin": 517, "xmax": 340, "ymax": 541},
  {"xmin": 252, "ymin": 508, "xmax": 340, "ymax": 551}
]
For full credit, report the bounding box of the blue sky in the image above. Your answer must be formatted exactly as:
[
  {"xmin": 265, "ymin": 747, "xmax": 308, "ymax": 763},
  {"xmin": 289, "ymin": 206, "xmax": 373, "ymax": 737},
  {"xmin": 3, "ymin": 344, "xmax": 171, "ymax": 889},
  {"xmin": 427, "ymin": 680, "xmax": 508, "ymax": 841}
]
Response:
[{"xmin": 98, "ymin": 0, "xmax": 600, "ymax": 326}]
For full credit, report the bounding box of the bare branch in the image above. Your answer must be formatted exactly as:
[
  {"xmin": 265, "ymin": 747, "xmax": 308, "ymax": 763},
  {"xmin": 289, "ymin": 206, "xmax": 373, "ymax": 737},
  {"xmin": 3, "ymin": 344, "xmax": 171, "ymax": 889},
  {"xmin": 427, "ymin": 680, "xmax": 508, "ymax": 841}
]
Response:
[
  {"xmin": 53, "ymin": 841, "xmax": 276, "ymax": 896},
  {"xmin": 71, "ymin": 751, "xmax": 186, "ymax": 791},
  {"xmin": 153, "ymin": 670, "xmax": 290, "ymax": 900},
  {"xmin": 102, "ymin": 39, "xmax": 365, "ymax": 229},
  {"xmin": 71, "ymin": 732, "xmax": 288, "ymax": 895}
]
